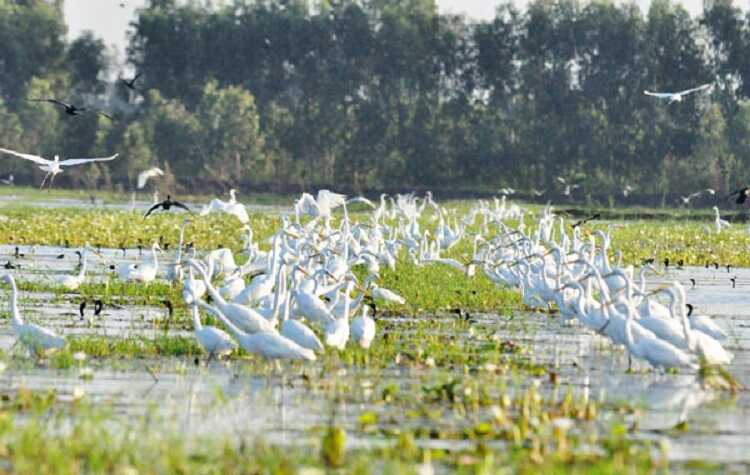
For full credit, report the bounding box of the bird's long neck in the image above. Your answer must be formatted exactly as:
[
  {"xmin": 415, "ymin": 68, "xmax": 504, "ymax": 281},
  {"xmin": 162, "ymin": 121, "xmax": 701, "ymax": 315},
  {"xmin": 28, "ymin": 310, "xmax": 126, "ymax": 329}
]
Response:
[
  {"xmin": 342, "ymin": 282, "xmax": 354, "ymax": 321},
  {"xmin": 78, "ymin": 252, "xmax": 88, "ymax": 279},
  {"xmin": 673, "ymin": 285, "xmax": 694, "ymax": 346},
  {"xmin": 7, "ymin": 277, "xmax": 22, "ymax": 325},
  {"xmin": 151, "ymin": 245, "xmax": 159, "ymax": 266},
  {"xmin": 191, "ymin": 305, "xmax": 203, "ymax": 331},
  {"xmin": 191, "ymin": 261, "xmax": 226, "ymax": 306},
  {"xmin": 197, "ymin": 298, "xmax": 243, "ymax": 337},
  {"xmin": 176, "ymin": 224, "xmax": 186, "ymax": 261}
]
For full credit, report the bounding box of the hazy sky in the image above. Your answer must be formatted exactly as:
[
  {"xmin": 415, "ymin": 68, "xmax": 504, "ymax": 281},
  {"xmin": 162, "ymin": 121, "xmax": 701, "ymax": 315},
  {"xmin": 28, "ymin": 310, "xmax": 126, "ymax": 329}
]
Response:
[{"xmin": 64, "ymin": 0, "xmax": 707, "ymax": 56}]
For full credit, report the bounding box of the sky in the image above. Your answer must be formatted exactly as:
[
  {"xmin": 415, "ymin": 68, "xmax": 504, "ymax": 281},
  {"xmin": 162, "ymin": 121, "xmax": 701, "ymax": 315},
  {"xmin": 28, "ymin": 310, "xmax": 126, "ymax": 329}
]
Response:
[{"xmin": 64, "ymin": 0, "xmax": 707, "ymax": 57}]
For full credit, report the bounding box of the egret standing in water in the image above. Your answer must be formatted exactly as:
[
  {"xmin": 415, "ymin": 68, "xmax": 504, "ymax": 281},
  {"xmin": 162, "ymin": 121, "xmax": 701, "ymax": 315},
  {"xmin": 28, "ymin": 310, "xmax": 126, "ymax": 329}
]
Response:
[{"xmin": 2, "ymin": 274, "xmax": 65, "ymax": 356}]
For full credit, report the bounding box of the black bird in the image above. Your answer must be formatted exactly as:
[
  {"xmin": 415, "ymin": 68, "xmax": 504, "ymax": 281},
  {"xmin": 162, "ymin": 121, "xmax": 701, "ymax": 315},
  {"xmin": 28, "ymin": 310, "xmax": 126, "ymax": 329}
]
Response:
[
  {"xmin": 26, "ymin": 98, "xmax": 114, "ymax": 120},
  {"xmin": 643, "ymin": 257, "xmax": 655, "ymax": 265},
  {"xmin": 120, "ymin": 72, "xmax": 141, "ymax": 91},
  {"xmin": 685, "ymin": 303, "xmax": 695, "ymax": 317},
  {"xmin": 689, "ymin": 278, "xmax": 696, "ymax": 289},
  {"xmin": 571, "ymin": 213, "xmax": 601, "ymax": 229},
  {"xmin": 144, "ymin": 195, "xmax": 192, "ymax": 218},
  {"xmin": 14, "ymin": 247, "xmax": 24, "ymax": 259},
  {"xmin": 713, "ymin": 262, "xmax": 719, "ymax": 270},
  {"xmin": 162, "ymin": 300, "xmax": 174, "ymax": 319},
  {"xmin": 727, "ymin": 264, "xmax": 732, "ymax": 273},
  {"xmin": 56, "ymin": 253, "xmax": 64, "ymax": 259},
  {"xmin": 677, "ymin": 259, "xmax": 684, "ymax": 267},
  {"xmin": 726, "ymin": 187, "xmax": 750, "ymax": 205},
  {"xmin": 731, "ymin": 276, "xmax": 737, "ymax": 289},
  {"xmin": 663, "ymin": 257, "xmax": 670, "ymax": 269},
  {"xmin": 3, "ymin": 261, "xmax": 18, "ymax": 270},
  {"xmin": 80, "ymin": 299, "xmax": 104, "ymax": 321}
]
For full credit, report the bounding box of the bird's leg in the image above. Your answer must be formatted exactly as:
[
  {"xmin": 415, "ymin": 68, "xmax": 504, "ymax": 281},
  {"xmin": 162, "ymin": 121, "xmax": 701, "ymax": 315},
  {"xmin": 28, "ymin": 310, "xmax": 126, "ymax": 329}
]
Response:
[
  {"xmin": 627, "ymin": 354, "xmax": 632, "ymax": 372},
  {"xmin": 48, "ymin": 173, "xmax": 56, "ymax": 189},
  {"xmin": 39, "ymin": 173, "xmax": 50, "ymax": 189}
]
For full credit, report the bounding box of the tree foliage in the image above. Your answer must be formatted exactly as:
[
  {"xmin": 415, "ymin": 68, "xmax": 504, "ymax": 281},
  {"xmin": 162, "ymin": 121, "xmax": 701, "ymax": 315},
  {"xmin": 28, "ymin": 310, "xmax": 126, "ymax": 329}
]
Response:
[{"xmin": 1, "ymin": 0, "xmax": 750, "ymax": 199}]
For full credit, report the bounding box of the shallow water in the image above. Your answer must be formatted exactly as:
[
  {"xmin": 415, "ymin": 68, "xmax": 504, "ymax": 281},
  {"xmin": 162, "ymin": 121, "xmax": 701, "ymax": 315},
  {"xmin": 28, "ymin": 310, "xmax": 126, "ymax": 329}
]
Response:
[{"xmin": 0, "ymin": 250, "xmax": 748, "ymax": 466}]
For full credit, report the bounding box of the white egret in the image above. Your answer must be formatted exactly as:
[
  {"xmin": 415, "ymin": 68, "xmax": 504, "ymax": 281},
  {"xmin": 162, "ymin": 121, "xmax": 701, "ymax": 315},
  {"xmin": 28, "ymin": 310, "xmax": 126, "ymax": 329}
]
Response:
[
  {"xmin": 622, "ymin": 301, "xmax": 698, "ymax": 371},
  {"xmin": 325, "ymin": 281, "xmax": 353, "ymax": 350},
  {"xmin": 118, "ymin": 242, "xmax": 161, "ymax": 282},
  {"xmin": 351, "ymin": 305, "xmax": 376, "ymax": 349},
  {"xmin": 188, "ymin": 259, "xmax": 275, "ymax": 334},
  {"xmin": 2, "ymin": 274, "xmax": 65, "ymax": 356},
  {"xmin": 55, "ymin": 246, "xmax": 97, "ymax": 290},
  {"xmin": 191, "ymin": 303, "xmax": 236, "ymax": 360},
  {"xmin": 197, "ymin": 299, "xmax": 315, "ymax": 361},
  {"xmin": 643, "ymin": 84, "xmax": 711, "ymax": 103},
  {"xmin": 0, "ymin": 147, "xmax": 119, "ymax": 188},
  {"xmin": 685, "ymin": 304, "xmax": 727, "ymax": 341},
  {"xmin": 137, "ymin": 167, "xmax": 164, "ymax": 189}
]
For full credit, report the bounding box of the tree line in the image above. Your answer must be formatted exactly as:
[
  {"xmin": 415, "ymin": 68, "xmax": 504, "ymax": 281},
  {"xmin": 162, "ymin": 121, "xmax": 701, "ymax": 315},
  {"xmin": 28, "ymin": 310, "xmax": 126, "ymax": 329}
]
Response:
[{"xmin": 2, "ymin": 0, "xmax": 750, "ymax": 203}]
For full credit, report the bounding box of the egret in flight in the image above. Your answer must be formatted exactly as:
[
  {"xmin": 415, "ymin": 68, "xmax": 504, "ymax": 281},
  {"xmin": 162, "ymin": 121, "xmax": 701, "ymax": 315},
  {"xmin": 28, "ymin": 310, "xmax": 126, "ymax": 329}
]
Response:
[
  {"xmin": 643, "ymin": 84, "xmax": 711, "ymax": 103},
  {"xmin": 0, "ymin": 147, "xmax": 119, "ymax": 188},
  {"xmin": 137, "ymin": 167, "xmax": 164, "ymax": 189}
]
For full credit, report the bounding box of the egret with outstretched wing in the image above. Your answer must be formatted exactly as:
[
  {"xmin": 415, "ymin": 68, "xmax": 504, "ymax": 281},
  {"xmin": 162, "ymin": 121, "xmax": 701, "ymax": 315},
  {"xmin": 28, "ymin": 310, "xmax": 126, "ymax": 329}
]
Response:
[
  {"xmin": 0, "ymin": 147, "xmax": 119, "ymax": 188},
  {"xmin": 643, "ymin": 84, "xmax": 711, "ymax": 103},
  {"xmin": 137, "ymin": 167, "xmax": 164, "ymax": 189}
]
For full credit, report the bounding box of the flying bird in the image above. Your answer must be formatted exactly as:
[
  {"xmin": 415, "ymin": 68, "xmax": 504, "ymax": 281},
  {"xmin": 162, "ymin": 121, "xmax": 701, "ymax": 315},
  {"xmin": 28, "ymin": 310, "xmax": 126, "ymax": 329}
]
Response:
[
  {"xmin": 643, "ymin": 84, "xmax": 711, "ymax": 103},
  {"xmin": 144, "ymin": 195, "xmax": 192, "ymax": 218},
  {"xmin": 120, "ymin": 72, "xmax": 142, "ymax": 91},
  {"xmin": 137, "ymin": 167, "xmax": 164, "ymax": 189},
  {"xmin": 26, "ymin": 98, "xmax": 114, "ymax": 120},
  {"xmin": 0, "ymin": 147, "xmax": 119, "ymax": 188}
]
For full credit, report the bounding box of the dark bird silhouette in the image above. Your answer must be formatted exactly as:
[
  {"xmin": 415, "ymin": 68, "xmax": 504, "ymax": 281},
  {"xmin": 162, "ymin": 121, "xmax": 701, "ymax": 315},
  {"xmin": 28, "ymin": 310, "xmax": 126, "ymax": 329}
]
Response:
[
  {"xmin": 731, "ymin": 276, "xmax": 737, "ymax": 289},
  {"xmin": 14, "ymin": 247, "xmax": 24, "ymax": 259},
  {"xmin": 80, "ymin": 299, "xmax": 104, "ymax": 321},
  {"xmin": 726, "ymin": 187, "xmax": 750, "ymax": 205},
  {"xmin": 120, "ymin": 72, "xmax": 141, "ymax": 91},
  {"xmin": 689, "ymin": 278, "xmax": 696, "ymax": 289},
  {"xmin": 727, "ymin": 264, "xmax": 732, "ymax": 273},
  {"xmin": 94, "ymin": 299, "xmax": 104, "ymax": 316},
  {"xmin": 162, "ymin": 300, "xmax": 174, "ymax": 319},
  {"xmin": 144, "ymin": 195, "xmax": 192, "ymax": 218},
  {"xmin": 571, "ymin": 213, "xmax": 601, "ymax": 229},
  {"xmin": 663, "ymin": 257, "xmax": 670, "ymax": 269},
  {"xmin": 677, "ymin": 259, "xmax": 684, "ymax": 267},
  {"xmin": 686, "ymin": 303, "xmax": 695, "ymax": 317},
  {"xmin": 26, "ymin": 98, "xmax": 114, "ymax": 120},
  {"xmin": 3, "ymin": 261, "xmax": 18, "ymax": 270},
  {"xmin": 56, "ymin": 253, "xmax": 64, "ymax": 259}
]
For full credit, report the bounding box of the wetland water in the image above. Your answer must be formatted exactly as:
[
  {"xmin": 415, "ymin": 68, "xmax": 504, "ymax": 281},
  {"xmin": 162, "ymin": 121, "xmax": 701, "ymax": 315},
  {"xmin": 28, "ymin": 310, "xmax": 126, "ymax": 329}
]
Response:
[{"xmin": 0, "ymin": 238, "xmax": 748, "ymax": 467}]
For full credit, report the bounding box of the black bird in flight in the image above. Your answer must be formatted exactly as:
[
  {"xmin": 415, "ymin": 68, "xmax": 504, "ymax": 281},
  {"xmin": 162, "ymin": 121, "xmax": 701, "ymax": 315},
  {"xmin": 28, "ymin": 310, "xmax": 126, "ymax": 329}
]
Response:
[
  {"xmin": 26, "ymin": 98, "xmax": 114, "ymax": 120},
  {"xmin": 144, "ymin": 195, "xmax": 192, "ymax": 218},
  {"xmin": 120, "ymin": 73, "xmax": 141, "ymax": 91},
  {"xmin": 726, "ymin": 187, "xmax": 750, "ymax": 205},
  {"xmin": 571, "ymin": 213, "xmax": 601, "ymax": 229}
]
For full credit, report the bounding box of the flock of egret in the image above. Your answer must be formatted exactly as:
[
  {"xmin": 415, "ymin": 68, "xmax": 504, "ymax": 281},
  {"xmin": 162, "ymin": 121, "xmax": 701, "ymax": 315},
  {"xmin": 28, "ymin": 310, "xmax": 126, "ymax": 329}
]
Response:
[{"xmin": 0, "ymin": 190, "xmax": 733, "ymax": 373}]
